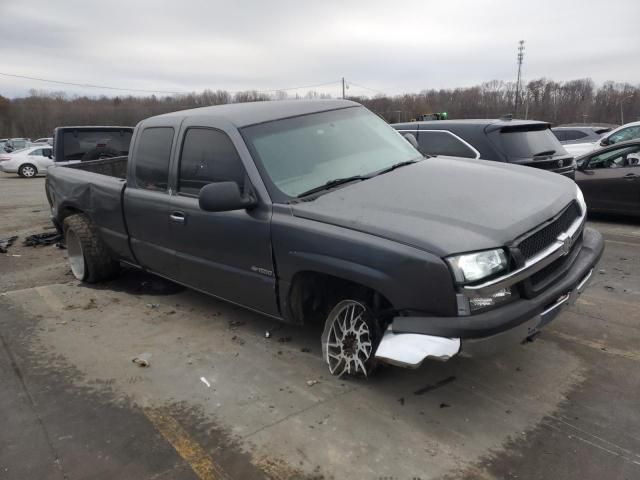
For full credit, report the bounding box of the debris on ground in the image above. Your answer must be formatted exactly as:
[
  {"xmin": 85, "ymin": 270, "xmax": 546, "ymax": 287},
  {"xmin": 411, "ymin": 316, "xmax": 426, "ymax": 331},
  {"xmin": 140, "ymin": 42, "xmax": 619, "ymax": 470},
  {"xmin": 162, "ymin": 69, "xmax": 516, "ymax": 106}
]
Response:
[
  {"xmin": 231, "ymin": 335, "xmax": 245, "ymax": 345},
  {"xmin": 599, "ymin": 269, "xmax": 606, "ymax": 274},
  {"xmin": 398, "ymin": 397, "xmax": 405, "ymax": 406},
  {"xmin": 23, "ymin": 232, "xmax": 62, "ymax": 248},
  {"xmin": 83, "ymin": 298, "xmax": 97, "ymax": 310},
  {"xmin": 132, "ymin": 352, "xmax": 152, "ymax": 367},
  {"xmin": 604, "ymin": 285, "xmax": 615, "ymax": 291},
  {"xmin": 146, "ymin": 303, "xmax": 160, "ymax": 309},
  {"xmin": 200, "ymin": 376, "xmax": 211, "ymax": 388},
  {"xmin": 300, "ymin": 347, "xmax": 311, "ymax": 353},
  {"xmin": 0, "ymin": 236, "xmax": 18, "ymax": 253},
  {"xmin": 439, "ymin": 403, "xmax": 451, "ymax": 409},
  {"xmin": 306, "ymin": 380, "xmax": 319, "ymax": 387},
  {"xmin": 265, "ymin": 330, "xmax": 271, "ymax": 338},
  {"xmin": 278, "ymin": 336, "xmax": 292, "ymax": 343},
  {"xmin": 414, "ymin": 376, "xmax": 456, "ymax": 396},
  {"xmin": 228, "ymin": 320, "xmax": 245, "ymax": 328}
]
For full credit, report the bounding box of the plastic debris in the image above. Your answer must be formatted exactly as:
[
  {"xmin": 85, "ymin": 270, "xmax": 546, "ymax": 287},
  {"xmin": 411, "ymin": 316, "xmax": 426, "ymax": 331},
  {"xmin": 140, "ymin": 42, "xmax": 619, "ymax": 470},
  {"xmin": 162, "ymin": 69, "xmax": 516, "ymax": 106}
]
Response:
[
  {"xmin": 0, "ymin": 236, "xmax": 18, "ymax": 253},
  {"xmin": 132, "ymin": 352, "xmax": 152, "ymax": 367},
  {"xmin": 265, "ymin": 331, "xmax": 271, "ymax": 338},
  {"xmin": 200, "ymin": 377, "xmax": 211, "ymax": 388},
  {"xmin": 306, "ymin": 379, "xmax": 319, "ymax": 387},
  {"xmin": 146, "ymin": 303, "xmax": 160, "ymax": 309},
  {"xmin": 23, "ymin": 232, "xmax": 62, "ymax": 247}
]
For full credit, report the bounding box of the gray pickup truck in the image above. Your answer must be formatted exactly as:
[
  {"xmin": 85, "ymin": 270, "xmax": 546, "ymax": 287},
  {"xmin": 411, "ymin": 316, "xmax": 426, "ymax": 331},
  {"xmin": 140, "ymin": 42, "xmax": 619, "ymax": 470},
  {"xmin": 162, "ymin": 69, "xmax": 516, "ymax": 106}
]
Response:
[{"xmin": 46, "ymin": 100, "xmax": 604, "ymax": 377}]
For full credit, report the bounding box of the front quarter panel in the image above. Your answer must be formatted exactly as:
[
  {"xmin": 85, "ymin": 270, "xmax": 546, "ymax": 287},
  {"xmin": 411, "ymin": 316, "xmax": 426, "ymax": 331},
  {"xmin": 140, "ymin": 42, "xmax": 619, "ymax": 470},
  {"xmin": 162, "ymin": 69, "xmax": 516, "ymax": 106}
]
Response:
[{"xmin": 271, "ymin": 205, "xmax": 457, "ymax": 320}]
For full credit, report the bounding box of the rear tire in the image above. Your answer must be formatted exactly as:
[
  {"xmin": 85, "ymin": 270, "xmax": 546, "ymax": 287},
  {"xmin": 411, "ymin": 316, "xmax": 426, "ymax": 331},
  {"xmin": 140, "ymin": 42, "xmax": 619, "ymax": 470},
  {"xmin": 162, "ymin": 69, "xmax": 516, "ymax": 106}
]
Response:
[
  {"xmin": 18, "ymin": 163, "xmax": 37, "ymax": 178},
  {"xmin": 63, "ymin": 214, "xmax": 119, "ymax": 283}
]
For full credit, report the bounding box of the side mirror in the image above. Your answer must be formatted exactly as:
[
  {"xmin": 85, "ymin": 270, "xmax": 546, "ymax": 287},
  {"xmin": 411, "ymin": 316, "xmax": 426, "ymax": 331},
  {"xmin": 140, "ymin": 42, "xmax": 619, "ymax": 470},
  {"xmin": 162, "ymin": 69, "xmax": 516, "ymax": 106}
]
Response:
[
  {"xmin": 402, "ymin": 133, "xmax": 419, "ymax": 150},
  {"xmin": 600, "ymin": 138, "xmax": 609, "ymax": 147},
  {"xmin": 199, "ymin": 181, "xmax": 256, "ymax": 212}
]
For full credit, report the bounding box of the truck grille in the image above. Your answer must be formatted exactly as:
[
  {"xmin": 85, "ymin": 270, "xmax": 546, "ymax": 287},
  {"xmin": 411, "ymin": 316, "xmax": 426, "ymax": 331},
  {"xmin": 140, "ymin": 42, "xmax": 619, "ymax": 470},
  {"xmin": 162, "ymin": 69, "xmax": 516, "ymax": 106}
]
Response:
[{"xmin": 517, "ymin": 201, "xmax": 581, "ymax": 261}]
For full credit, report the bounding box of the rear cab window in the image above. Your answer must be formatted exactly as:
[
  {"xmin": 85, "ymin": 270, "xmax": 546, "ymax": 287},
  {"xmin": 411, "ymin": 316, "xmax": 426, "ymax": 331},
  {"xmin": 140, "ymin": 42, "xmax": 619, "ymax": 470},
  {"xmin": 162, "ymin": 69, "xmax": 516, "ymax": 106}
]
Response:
[
  {"xmin": 60, "ymin": 129, "xmax": 133, "ymax": 161},
  {"xmin": 134, "ymin": 127, "xmax": 174, "ymax": 191}
]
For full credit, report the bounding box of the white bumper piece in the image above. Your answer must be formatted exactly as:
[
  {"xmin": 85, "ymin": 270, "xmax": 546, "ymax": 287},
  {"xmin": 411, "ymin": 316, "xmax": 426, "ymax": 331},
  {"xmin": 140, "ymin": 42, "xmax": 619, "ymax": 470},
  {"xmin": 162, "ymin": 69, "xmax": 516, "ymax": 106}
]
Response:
[{"xmin": 374, "ymin": 328, "xmax": 460, "ymax": 368}]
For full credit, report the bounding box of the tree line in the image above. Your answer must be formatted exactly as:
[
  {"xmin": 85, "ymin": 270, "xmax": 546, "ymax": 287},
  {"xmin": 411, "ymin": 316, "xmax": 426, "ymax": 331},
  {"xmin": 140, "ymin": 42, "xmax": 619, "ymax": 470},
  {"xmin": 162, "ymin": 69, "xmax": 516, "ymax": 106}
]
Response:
[{"xmin": 0, "ymin": 78, "xmax": 638, "ymax": 139}]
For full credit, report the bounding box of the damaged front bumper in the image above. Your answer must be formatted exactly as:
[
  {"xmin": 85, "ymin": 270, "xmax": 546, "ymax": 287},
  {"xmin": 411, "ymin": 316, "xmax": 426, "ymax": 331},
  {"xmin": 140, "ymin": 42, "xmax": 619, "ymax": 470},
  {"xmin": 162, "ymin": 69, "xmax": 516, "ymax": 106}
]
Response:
[{"xmin": 375, "ymin": 227, "xmax": 604, "ymax": 368}]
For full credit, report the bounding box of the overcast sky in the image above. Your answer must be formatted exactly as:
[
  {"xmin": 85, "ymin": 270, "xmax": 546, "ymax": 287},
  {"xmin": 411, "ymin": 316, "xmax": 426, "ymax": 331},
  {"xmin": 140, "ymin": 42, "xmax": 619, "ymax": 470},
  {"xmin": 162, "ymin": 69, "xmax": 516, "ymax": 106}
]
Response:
[{"xmin": 1, "ymin": 0, "xmax": 639, "ymax": 99}]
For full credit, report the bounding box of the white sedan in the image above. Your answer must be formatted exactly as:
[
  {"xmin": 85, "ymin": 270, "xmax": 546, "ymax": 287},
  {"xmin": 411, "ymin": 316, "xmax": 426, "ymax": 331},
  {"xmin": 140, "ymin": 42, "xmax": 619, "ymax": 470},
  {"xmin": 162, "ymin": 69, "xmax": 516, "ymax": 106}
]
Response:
[{"xmin": 0, "ymin": 145, "xmax": 54, "ymax": 177}]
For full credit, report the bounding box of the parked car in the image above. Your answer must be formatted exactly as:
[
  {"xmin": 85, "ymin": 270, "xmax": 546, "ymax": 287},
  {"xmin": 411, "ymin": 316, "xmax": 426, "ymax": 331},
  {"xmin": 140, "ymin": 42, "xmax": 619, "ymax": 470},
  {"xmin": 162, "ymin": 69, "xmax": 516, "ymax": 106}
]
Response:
[
  {"xmin": 52, "ymin": 126, "xmax": 133, "ymax": 163},
  {"xmin": 392, "ymin": 118, "xmax": 576, "ymax": 178},
  {"xmin": 3, "ymin": 138, "xmax": 31, "ymax": 153},
  {"xmin": 33, "ymin": 137, "xmax": 53, "ymax": 145},
  {"xmin": 46, "ymin": 100, "xmax": 603, "ymax": 377},
  {"xmin": 0, "ymin": 145, "xmax": 54, "ymax": 177},
  {"xmin": 552, "ymin": 126, "xmax": 611, "ymax": 144},
  {"xmin": 564, "ymin": 121, "xmax": 640, "ymax": 157},
  {"xmin": 0, "ymin": 139, "xmax": 7, "ymax": 151},
  {"xmin": 575, "ymin": 139, "xmax": 640, "ymax": 216}
]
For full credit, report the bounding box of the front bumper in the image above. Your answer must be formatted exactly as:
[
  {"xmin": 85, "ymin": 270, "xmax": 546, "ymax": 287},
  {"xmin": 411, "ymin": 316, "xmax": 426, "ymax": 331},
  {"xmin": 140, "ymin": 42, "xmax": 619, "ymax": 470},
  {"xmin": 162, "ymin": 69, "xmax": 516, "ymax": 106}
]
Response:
[{"xmin": 374, "ymin": 227, "xmax": 604, "ymax": 368}]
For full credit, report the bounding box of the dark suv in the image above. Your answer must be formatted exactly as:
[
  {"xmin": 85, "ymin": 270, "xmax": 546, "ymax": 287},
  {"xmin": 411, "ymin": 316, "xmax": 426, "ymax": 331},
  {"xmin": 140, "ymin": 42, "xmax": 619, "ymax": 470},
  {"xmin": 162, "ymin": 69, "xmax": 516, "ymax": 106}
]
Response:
[{"xmin": 392, "ymin": 119, "xmax": 576, "ymax": 178}]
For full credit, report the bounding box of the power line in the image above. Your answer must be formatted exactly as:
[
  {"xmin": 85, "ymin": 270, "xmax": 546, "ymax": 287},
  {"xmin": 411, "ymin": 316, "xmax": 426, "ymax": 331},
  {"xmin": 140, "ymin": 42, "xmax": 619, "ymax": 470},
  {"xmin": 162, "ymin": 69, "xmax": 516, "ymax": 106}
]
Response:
[
  {"xmin": 0, "ymin": 71, "xmax": 341, "ymax": 96},
  {"xmin": 346, "ymin": 80, "xmax": 388, "ymax": 97}
]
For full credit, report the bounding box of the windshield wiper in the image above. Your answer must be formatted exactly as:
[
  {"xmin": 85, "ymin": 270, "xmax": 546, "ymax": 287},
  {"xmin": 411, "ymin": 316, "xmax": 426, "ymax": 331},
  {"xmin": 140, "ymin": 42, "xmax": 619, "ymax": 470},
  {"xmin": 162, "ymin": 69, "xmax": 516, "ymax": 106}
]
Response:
[
  {"xmin": 532, "ymin": 150, "xmax": 556, "ymax": 157},
  {"xmin": 296, "ymin": 175, "xmax": 369, "ymax": 198},
  {"xmin": 371, "ymin": 157, "xmax": 423, "ymax": 177}
]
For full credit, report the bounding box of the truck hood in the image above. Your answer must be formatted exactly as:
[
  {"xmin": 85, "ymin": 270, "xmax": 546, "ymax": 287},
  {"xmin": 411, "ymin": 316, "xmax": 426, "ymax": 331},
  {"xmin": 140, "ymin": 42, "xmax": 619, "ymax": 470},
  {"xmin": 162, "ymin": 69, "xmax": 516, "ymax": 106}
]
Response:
[{"xmin": 290, "ymin": 157, "xmax": 577, "ymax": 257}]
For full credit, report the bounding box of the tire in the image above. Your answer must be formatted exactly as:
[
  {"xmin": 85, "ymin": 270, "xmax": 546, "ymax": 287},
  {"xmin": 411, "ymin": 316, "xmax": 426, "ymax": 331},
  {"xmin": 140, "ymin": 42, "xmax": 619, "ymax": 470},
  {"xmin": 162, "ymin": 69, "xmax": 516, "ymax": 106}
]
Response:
[
  {"xmin": 63, "ymin": 213, "xmax": 119, "ymax": 283},
  {"xmin": 321, "ymin": 299, "xmax": 382, "ymax": 378},
  {"xmin": 18, "ymin": 163, "xmax": 38, "ymax": 178}
]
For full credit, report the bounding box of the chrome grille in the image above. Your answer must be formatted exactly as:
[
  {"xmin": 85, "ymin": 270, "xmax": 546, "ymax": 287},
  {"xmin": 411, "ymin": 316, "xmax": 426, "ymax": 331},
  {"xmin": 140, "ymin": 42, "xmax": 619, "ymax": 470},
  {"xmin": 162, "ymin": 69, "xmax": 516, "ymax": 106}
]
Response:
[{"xmin": 517, "ymin": 202, "xmax": 581, "ymax": 261}]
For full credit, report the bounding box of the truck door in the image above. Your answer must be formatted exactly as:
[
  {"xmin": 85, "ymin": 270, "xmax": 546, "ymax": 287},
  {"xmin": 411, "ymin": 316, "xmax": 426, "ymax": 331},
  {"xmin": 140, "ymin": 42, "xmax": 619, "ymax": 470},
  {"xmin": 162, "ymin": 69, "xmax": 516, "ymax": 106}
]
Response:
[
  {"xmin": 168, "ymin": 124, "xmax": 278, "ymax": 317},
  {"xmin": 124, "ymin": 126, "xmax": 177, "ymax": 276}
]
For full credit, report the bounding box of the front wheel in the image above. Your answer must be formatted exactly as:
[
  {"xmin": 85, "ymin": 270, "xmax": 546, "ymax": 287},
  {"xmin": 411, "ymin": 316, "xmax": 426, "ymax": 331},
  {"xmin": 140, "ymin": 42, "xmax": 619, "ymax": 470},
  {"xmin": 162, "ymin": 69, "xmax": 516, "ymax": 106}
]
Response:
[
  {"xmin": 63, "ymin": 214, "xmax": 119, "ymax": 283},
  {"xmin": 18, "ymin": 163, "xmax": 37, "ymax": 178},
  {"xmin": 321, "ymin": 299, "xmax": 380, "ymax": 377}
]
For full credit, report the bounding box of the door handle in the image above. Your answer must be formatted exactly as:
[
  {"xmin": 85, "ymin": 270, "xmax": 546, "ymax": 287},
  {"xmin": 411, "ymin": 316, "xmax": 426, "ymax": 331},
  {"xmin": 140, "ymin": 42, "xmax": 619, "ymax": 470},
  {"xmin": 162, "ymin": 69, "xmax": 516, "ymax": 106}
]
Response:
[
  {"xmin": 624, "ymin": 173, "xmax": 638, "ymax": 180},
  {"xmin": 169, "ymin": 211, "xmax": 186, "ymax": 223}
]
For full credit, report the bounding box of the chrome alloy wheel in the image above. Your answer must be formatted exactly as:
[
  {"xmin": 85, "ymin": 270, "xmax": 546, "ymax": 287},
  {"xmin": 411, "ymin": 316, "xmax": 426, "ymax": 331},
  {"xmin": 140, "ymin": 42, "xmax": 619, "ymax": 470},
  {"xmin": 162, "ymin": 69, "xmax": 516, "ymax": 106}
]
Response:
[
  {"xmin": 323, "ymin": 300, "xmax": 374, "ymax": 377},
  {"xmin": 66, "ymin": 228, "xmax": 86, "ymax": 280}
]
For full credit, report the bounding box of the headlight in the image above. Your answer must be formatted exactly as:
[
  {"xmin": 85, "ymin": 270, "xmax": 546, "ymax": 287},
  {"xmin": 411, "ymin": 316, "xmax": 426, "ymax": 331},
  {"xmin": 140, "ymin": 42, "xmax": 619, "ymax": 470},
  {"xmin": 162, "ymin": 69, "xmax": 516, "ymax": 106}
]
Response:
[
  {"xmin": 576, "ymin": 184, "xmax": 586, "ymax": 215},
  {"xmin": 447, "ymin": 248, "xmax": 508, "ymax": 283}
]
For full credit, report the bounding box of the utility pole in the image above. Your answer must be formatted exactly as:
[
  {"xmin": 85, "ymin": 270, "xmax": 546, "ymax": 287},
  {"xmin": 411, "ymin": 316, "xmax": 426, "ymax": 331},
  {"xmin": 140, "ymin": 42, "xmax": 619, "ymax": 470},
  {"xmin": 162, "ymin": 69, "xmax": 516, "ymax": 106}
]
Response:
[
  {"xmin": 342, "ymin": 77, "xmax": 346, "ymax": 99},
  {"xmin": 619, "ymin": 95, "xmax": 633, "ymax": 125},
  {"xmin": 514, "ymin": 40, "xmax": 525, "ymax": 117}
]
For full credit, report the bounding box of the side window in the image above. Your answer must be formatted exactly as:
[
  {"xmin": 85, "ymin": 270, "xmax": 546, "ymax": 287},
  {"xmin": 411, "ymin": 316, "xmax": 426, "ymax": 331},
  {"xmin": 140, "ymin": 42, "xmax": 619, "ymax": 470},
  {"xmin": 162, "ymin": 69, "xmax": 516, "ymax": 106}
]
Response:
[
  {"xmin": 587, "ymin": 145, "xmax": 640, "ymax": 169},
  {"xmin": 29, "ymin": 149, "xmax": 43, "ymax": 156},
  {"xmin": 43, "ymin": 148, "xmax": 52, "ymax": 157},
  {"xmin": 178, "ymin": 128, "xmax": 245, "ymax": 196},
  {"xmin": 417, "ymin": 131, "xmax": 478, "ymax": 158},
  {"xmin": 134, "ymin": 127, "xmax": 174, "ymax": 192},
  {"xmin": 553, "ymin": 130, "xmax": 566, "ymax": 141},
  {"xmin": 609, "ymin": 126, "xmax": 640, "ymax": 145},
  {"xmin": 565, "ymin": 130, "xmax": 588, "ymax": 140}
]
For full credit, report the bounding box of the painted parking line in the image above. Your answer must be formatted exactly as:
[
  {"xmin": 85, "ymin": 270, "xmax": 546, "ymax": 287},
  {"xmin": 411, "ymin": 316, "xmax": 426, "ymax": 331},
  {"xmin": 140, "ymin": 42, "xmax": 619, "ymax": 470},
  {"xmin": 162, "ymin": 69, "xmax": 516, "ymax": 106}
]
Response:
[{"xmin": 143, "ymin": 407, "xmax": 230, "ymax": 480}]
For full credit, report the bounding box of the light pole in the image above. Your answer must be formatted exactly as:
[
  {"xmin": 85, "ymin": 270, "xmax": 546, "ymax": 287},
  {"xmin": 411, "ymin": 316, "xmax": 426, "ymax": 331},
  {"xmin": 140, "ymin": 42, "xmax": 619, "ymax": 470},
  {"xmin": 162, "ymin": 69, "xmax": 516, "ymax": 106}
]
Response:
[{"xmin": 619, "ymin": 94, "xmax": 633, "ymax": 125}]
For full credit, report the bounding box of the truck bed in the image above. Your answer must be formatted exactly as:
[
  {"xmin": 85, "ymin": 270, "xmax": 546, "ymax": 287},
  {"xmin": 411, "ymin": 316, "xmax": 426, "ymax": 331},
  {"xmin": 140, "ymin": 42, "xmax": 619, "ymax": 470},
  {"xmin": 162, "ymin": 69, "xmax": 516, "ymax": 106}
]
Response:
[
  {"xmin": 46, "ymin": 156, "xmax": 134, "ymax": 262},
  {"xmin": 64, "ymin": 156, "xmax": 128, "ymax": 179}
]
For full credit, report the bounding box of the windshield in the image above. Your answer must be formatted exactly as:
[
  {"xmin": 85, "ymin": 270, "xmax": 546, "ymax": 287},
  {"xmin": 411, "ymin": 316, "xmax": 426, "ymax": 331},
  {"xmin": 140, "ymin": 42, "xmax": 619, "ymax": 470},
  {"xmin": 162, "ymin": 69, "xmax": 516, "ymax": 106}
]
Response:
[
  {"xmin": 242, "ymin": 106, "xmax": 420, "ymax": 198},
  {"xmin": 495, "ymin": 127, "xmax": 567, "ymax": 159}
]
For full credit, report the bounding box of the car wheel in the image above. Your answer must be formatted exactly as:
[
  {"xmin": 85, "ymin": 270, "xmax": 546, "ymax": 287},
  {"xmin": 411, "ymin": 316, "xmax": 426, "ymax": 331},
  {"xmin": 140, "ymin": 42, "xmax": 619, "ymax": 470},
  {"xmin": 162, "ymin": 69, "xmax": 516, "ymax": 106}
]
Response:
[
  {"xmin": 321, "ymin": 299, "xmax": 381, "ymax": 377},
  {"xmin": 63, "ymin": 213, "xmax": 120, "ymax": 283},
  {"xmin": 18, "ymin": 163, "xmax": 37, "ymax": 178}
]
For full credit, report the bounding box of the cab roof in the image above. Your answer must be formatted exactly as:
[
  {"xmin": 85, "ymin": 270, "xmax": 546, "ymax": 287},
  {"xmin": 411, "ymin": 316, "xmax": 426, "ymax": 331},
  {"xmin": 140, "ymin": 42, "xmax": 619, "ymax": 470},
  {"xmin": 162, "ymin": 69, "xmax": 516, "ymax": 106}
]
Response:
[{"xmin": 152, "ymin": 99, "xmax": 360, "ymax": 128}]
